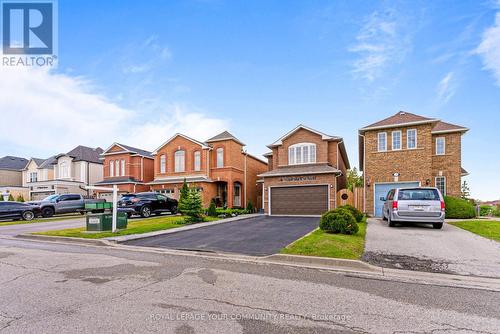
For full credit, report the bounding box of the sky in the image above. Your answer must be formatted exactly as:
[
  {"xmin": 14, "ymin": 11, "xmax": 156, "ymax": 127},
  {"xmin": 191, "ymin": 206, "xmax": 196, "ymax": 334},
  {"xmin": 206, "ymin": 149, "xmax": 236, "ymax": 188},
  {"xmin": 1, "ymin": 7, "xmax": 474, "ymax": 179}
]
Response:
[{"xmin": 1, "ymin": 0, "xmax": 499, "ymax": 201}]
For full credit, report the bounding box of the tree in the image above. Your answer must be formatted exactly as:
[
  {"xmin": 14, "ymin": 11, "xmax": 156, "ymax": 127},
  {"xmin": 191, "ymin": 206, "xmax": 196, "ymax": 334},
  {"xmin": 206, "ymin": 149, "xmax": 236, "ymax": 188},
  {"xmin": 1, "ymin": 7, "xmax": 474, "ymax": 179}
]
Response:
[
  {"xmin": 0, "ymin": 194, "xmax": 4, "ymax": 201},
  {"xmin": 8, "ymin": 194, "xmax": 14, "ymax": 201},
  {"xmin": 178, "ymin": 178, "xmax": 190, "ymax": 214},
  {"xmin": 183, "ymin": 188, "xmax": 203, "ymax": 223},
  {"xmin": 207, "ymin": 199, "xmax": 217, "ymax": 217},
  {"xmin": 346, "ymin": 168, "xmax": 363, "ymax": 191},
  {"xmin": 461, "ymin": 181, "xmax": 471, "ymax": 200},
  {"xmin": 246, "ymin": 200, "xmax": 254, "ymax": 213},
  {"xmin": 16, "ymin": 195, "xmax": 25, "ymax": 202}
]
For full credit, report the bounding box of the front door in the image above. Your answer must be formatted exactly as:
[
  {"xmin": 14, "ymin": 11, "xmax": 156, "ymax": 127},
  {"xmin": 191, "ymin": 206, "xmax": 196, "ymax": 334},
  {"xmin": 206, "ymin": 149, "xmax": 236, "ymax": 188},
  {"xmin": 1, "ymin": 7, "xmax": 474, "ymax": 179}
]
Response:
[{"xmin": 233, "ymin": 184, "xmax": 241, "ymax": 207}]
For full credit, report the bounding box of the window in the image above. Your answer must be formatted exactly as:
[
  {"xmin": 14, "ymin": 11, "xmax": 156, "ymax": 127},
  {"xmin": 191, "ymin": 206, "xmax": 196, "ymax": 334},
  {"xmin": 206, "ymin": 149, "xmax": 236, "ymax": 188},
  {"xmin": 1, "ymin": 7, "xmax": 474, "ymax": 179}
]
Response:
[
  {"xmin": 115, "ymin": 158, "xmax": 120, "ymax": 176},
  {"xmin": 110, "ymin": 160, "xmax": 114, "ymax": 177},
  {"xmin": 407, "ymin": 129, "xmax": 417, "ymax": 149},
  {"xmin": 398, "ymin": 188, "xmax": 440, "ymax": 200},
  {"xmin": 159, "ymin": 189, "xmax": 174, "ymax": 195},
  {"xmin": 174, "ymin": 150, "xmax": 185, "ymax": 172},
  {"xmin": 29, "ymin": 172, "xmax": 37, "ymax": 183},
  {"xmin": 160, "ymin": 155, "xmax": 166, "ymax": 173},
  {"xmin": 436, "ymin": 137, "xmax": 445, "ymax": 155},
  {"xmin": 216, "ymin": 148, "xmax": 224, "ymax": 168},
  {"xmin": 377, "ymin": 132, "xmax": 387, "ymax": 152},
  {"xmin": 391, "ymin": 131, "xmax": 401, "ymax": 150},
  {"xmin": 59, "ymin": 162, "xmax": 69, "ymax": 178},
  {"xmin": 435, "ymin": 177, "xmax": 446, "ymax": 196},
  {"xmin": 121, "ymin": 160, "xmax": 125, "ymax": 176},
  {"xmin": 194, "ymin": 151, "xmax": 201, "ymax": 171},
  {"xmin": 288, "ymin": 143, "xmax": 316, "ymax": 165}
]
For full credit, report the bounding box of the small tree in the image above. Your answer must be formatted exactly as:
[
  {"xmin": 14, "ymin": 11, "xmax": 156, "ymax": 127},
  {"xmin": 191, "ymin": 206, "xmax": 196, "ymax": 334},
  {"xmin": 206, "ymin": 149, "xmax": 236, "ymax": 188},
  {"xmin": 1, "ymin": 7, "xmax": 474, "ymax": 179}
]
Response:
[
  {"xmin": 207, "ymin": 200, "xmax": 217, "ymax": 217},
  {"xmin": 0, "ymin": 194, "xmax": 4, "ymax": 201},
  {"xmin": 183, "ymin": 188, "xmax": 203, "ymax": 223},
  {"xmin": 346, "ymin": 168, "xmax": 363, "ymax": 191},
  {"xmin": 178, "ymin": 178, "xmax": 190, "ymax": 214},
  {"xmin": 8, "ymin": 193, "xmax": 15, "ymax": 201},
  {"xmin": 16, "ymin": 195, "xmax": 25, "ymax": 202},
  {"xmin": 246, "ymin": 200, "xmax": 254, "ymax": 213},
  {"xmin": 461, "ymin": 181, "xmax": 471, "ymax": 200}
]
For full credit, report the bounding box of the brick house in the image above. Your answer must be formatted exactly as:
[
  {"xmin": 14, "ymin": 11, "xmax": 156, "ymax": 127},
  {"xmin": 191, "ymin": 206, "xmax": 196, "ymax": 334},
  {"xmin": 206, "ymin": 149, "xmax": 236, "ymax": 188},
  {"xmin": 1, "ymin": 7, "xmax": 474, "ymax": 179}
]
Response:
[
  {"xmin": 259, "ymin": 125, "xmax": 350, "ymax": 216},
  {"xmin": 95, "ymin": 143, "xmax": 155, "ymax": 200},
  {"xmin": 148, "ymin": 131, "xmax": 268, "ymax": 209},
  {"xmin": 358, "ymin": 111, "xmax": 469, "ymax": 217}
]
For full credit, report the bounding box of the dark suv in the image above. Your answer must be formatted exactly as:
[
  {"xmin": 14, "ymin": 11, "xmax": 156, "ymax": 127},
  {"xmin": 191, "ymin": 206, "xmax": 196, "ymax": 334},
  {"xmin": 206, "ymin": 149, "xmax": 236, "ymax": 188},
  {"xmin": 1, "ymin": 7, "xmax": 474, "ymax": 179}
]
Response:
[{"xmin": 117, "ymin": 192, "xmax": 178, "ymax": 218}]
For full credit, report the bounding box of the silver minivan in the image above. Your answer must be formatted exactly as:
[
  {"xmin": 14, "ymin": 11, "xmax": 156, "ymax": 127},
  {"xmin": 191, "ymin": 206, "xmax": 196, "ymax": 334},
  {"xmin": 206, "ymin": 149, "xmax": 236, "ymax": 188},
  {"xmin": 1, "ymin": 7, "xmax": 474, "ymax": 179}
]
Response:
[{"xmin": 381, "ymin": 187, "xmax": 445, "ymax": 229}]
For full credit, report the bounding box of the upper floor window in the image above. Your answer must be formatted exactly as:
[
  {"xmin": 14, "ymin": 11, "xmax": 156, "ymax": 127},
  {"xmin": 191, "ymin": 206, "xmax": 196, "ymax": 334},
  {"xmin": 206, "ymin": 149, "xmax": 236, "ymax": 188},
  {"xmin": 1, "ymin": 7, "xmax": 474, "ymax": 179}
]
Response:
[
  {"xmin": 175, "ymin": 150, "xmax": 185, "ymax": 172},
  {"xmin": 435, "ymin": 176, "xmax": 446, "ymax": 196},
  {"xmin": 216, "ymin": 148, "xmax": 224, "ymax": 168},
  {"xmin": 29, "ymin": 172, "xmax": 37, "ymax": 183},
  {"xmin": 436, "ymin": 137, "xmax": 445, "ymax": 155},
  {"xmin": 121, "ymin": 159, "xmax": 126, "ymax": 176},
  {"xmin": 391, "ymin": 131, "xmax": 401, "ymax": 150},
  {"xmin": 160, "ymin": 155, "xmax": 166, "ymax": 173},
  {"xmin": 377, "ymin": 133, "xmax": 387, "ymax": 152},
  {"xmin": 288, "ymin": 143, "xmax": 316, "ymax": 165},
  {"xmin": 59, "ymin": 162, "xmax": 69, "ymax": 178},
  {"xmin": 194, "ymin": 151, "xmax": 201, "ymax": 171},
  {"xmin": 115, "ymin": 158, "xmax": 120, "ymax": 176},
  {"xmin": 407, "ymin": 129, "xmax": 417, "ymax": 149},
  {"xmin": 110, "ymin": 160, "xmax": 114, "ymax": 177}
]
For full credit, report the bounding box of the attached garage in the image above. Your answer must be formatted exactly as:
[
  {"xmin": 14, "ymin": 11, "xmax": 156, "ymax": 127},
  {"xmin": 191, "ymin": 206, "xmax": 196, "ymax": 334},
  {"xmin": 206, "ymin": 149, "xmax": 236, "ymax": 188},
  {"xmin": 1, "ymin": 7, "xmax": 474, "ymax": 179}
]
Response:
[
  {"xmin": 374, "ymin": 182, "xmax": 420, "ymax": 217},
  {"xmin": 270, "ymin": 185, "xmax": 329, "ymax": 216}
]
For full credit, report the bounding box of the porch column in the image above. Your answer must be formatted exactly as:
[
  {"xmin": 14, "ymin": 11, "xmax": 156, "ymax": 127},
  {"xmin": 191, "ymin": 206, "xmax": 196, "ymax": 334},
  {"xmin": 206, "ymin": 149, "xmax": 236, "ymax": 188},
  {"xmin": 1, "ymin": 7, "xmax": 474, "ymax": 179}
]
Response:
[{"xmin": 227, "ymin": 181, "xmax": 233, "ymax": 208}]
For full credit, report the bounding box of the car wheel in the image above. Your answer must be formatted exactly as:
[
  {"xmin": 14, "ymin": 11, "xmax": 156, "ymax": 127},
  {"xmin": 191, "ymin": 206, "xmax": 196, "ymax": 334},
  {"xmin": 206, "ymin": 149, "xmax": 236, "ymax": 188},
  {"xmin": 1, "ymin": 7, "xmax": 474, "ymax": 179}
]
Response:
[
  {"xmin": 170, "ymin": 205, "xmax": 178, "ymax": 214},
  {"xmin": 42, "ymin": 207, "xmax": 55, "ymax": 218},
  {"xmin": 388, "ymin": 215, "xmax": 396, "ymax": 227},
  {"xmin": 140, "ymin": 205, "xmax": 152, "ymax": 218},
  {"xmin": 433, "ymin": 223, "xmax": 443, "ymax": 229},
  {"xmin": 22, "ymin": 210, "xmax": 35, "ymax": 221}
]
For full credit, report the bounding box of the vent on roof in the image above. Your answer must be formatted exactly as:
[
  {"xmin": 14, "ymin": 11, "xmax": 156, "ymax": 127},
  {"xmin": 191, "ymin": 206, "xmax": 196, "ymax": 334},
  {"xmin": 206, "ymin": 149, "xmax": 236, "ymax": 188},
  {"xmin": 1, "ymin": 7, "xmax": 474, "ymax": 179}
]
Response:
[{"xmin": 399, "ymin": 111, "xmax": 406, "ymax": 115}]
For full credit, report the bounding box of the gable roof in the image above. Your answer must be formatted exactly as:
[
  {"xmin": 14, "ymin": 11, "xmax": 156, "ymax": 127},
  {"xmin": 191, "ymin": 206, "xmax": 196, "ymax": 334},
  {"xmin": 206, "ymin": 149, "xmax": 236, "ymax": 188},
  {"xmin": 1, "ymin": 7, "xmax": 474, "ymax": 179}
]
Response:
[
  {"xmin": 206, "ymin": 131, "xmax": 245, "ymax": 146},
  {"xmin": 60, "ymin": 145, "xmax": 103, "ymax": 164},
  {"xmin": 268, "ymin": 124, "xmax": 342, "ymax": 148},
  {"xmin": 152, "ymin": 133, "xmax": 210, "ymax": 155},
  {"xmin": 431, "ymin": 121, "xmax": 468, "ymax": 134},
  {"xmin": 102, "ymin": 142, "xmax": 153, "ymax": 158},
  {"xmin": 38, "ymin": 156, "xmax": 57, "ymax": 169},
  {"xmin": 0, "ymin": 156, "xmax": 28, "ymax": 171},
  {"xmin": 359, "ymin": 111, "xmax": 439, "ymax": 133}
]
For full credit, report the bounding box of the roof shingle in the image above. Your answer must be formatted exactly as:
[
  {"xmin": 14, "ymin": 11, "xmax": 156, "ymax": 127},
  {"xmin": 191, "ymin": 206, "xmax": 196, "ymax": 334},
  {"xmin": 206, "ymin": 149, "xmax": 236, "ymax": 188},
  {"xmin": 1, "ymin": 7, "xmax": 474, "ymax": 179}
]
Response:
[
  {"xmin": 432, "ymin": 121, "xmax": 468, "ymax": 133},
  {"xmin": 360, "ymin": 111, "xmax": 437, "ymax": 131},
  {"xmin": 258, "ymin": 164, "xmax": 341, "ymax": 177},
  {"xmin": 206, "ymin": 131, "xmax": 245, "ymax": 145},
  {"xmin": 0, "ymin": 156, "xmax": 28, "ymax": 170}
]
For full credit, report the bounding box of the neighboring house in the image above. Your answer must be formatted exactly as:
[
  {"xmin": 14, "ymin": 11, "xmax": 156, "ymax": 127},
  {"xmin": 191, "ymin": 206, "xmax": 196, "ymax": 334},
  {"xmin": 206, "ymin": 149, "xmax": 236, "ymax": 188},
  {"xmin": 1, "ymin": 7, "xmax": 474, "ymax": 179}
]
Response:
[
  {"xmin": 94, "ymin": 143, "xmax": 155, "ymax": 200},
  {"xmin": 0, "ymin": 156, "xmax": 29, "ymax": 200},
  {"xmin": 359, "ymin": 111, "xmax": 469, "ymax": 217},
  {"xmin": 148, "ymin": 131, "xmax": 268, "ymax": 209},
  {"xmin": 23, "ymin": 146, "xmax": 104, "ymax": 200},
  {"xmin": 258, "ymin": 125, "xmax": 350, "ymax": 216}
]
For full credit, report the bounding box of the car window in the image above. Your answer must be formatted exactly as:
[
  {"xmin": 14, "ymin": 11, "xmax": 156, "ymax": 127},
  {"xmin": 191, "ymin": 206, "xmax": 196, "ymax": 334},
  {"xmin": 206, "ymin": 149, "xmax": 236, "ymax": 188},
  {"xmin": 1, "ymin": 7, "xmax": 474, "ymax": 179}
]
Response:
[
  {"xmin": 157, "ymin": 194, "xmax": 168, "ymax": 201},
  {"xmin": 398, "ymin": 189, "xmax": 440, "ymax": 201},
  {"xmin": 43, "ymin": 194, "xmax": 59, "ymax": 201},
  {"xmin": 0, "ymin": 202, "xmax": 16, "ymax": 207},
  {"xmin": 121, "ymin": 194, "xmax": 136, "ymax": 200}
]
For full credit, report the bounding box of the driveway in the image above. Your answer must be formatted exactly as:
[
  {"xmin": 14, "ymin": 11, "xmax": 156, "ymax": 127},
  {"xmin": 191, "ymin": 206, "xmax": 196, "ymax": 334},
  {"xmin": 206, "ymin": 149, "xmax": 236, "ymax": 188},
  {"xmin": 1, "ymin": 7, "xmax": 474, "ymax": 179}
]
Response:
[
  {"xmin": 0, "ymin": 218, "xmax": 85, "ymax": 236},
  {"xmin": 124, "ymin": 215, "xmax": 319, "ymax": 256},
  {"xmin": 363, "ymin": 218, "xmax": 500, "ymax": 278}
]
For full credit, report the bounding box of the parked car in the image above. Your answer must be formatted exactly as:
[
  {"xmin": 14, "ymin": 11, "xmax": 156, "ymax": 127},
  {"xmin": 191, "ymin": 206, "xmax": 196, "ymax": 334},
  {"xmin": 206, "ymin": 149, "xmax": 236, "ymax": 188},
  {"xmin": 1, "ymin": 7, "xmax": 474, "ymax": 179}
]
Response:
[
  {"xmin": 117, "ymin": 192, "xmax": 178, "ymax": 218},
  {"xmin": 29, "ymin": 194, "xmax": 105, "ymax": 218},
  {"xmin": 381, "ymin": 187, "xmax": 445, "ymax": 229},
  {"xmin": 0, "ymin": 202, "xmax": 41, "ymax": 221}
]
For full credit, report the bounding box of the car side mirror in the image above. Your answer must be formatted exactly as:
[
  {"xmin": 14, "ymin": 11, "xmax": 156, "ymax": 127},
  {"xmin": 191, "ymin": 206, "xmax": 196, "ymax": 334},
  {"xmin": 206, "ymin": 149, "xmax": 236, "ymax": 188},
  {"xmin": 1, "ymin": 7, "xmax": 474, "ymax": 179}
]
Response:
[{"xmin": 380, "ymin": 197, "xmax": 386, "ymax": 201}]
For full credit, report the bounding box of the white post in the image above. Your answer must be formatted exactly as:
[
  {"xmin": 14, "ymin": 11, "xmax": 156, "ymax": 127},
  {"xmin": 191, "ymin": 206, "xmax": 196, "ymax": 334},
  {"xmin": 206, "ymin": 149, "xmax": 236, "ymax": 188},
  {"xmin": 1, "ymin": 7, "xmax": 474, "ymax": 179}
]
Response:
[{"xmin": 112, "ymin": 185, "xmax": 118, "ymax": 233}]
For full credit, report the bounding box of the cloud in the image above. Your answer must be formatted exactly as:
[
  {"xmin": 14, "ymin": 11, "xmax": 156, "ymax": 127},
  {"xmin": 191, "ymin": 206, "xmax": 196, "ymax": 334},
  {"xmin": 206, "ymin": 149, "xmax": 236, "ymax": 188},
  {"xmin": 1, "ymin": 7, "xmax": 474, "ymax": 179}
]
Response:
[
  {"xmin": 436, "ymin": 72, "xmax": 456, "ymax": 103},
  {"xmin": 349, "ymin": 8, "xmax": 411, "ymax": 82},
  {"xmin": 0, "ymin": 67, "xmax": 229, "ymax": 157},
  {"xmin": 476, "ymin": 13, "xmax": 500, "ymax": 85},
  {"xmin": 122, "ymin": 35, "xmax": 172, "ymax": 74}
]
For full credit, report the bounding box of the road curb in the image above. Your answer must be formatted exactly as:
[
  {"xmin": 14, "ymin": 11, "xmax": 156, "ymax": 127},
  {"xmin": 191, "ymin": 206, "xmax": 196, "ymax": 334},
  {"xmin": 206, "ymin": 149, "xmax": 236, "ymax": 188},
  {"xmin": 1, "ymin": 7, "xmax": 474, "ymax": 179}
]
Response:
[
  {"xmin": 15, "ymin": 233, "xmax": 114, "ymax": 247},
  {"xmin": 262, "ymin": 254, "xmax": 382, "ymax": 273}
]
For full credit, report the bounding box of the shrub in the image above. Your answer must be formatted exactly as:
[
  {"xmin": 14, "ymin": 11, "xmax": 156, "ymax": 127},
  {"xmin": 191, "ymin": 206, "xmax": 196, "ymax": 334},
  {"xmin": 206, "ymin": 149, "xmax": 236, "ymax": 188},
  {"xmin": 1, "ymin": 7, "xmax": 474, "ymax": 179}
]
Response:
[
  {"xmin": 16, "ymin": 195, "xmax": 25, "ymax": 202},
  {"xmin": 182, "ymin": 188, "xmax": 204, "ymax": 223},
  {"xmin": 492, "ymin": 206, "xmax": 500, "ymax": 218},
  {"xmin": 479, "ymin": 205, "xmax": 493, "ymax": 217},
  {"xmin": 207, "ymin": 200, "xmax": 217, "ymax": 217},
  {"xmin": 0, "ymin": 195, "xmax": 3, "ymax": 201},
  {"xmin": 246, "ymin": 200, "xmax": 254, "ymax": 213},
  {"xmin": 444, "ymin": 196, "xmax": 476, "ymax": 219},
  {"xmin": 339, "ymin": 205, "xmax": 364, "ymax": 222},
  {"xmin": 8, "ymin": 194, "xmax": 15, "ymax": 201},
  {"xmin": 178, "ymin": 179, "xmax": 190, "ymax": 215},
  {"xmin": 319, "ymin": 208, "xmax": 359, "ymax": 235}
]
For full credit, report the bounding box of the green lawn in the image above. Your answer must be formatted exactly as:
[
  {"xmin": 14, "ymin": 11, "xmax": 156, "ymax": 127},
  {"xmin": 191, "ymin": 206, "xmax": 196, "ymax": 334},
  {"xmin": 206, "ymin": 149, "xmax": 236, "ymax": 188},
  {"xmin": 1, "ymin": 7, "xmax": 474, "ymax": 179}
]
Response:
[
  {"xmin": 281, "ymin": 219, "xmax": 367, "ymax": 260},
  {"xmin": 448, "ymin": 220, "xmax": 500, "ymax": 242},
  {"xmin": 0, "ymin": 214, "xmax": 83, "ymax": 227},
  {"xmin": 33, "ymin": 215, "xmax": 220, "ymax": 239}
]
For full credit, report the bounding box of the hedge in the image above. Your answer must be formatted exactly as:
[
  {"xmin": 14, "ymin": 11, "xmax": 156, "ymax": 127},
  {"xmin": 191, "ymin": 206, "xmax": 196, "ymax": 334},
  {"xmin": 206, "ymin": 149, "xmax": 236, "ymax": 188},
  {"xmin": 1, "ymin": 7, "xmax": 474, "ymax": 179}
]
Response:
[
  {"xmin": 339, "ymin": 205, "xmax": 364, "ymax": 222},
  {"xmin": 444, "ymin": 196, "xmax": 476, "ymax": 219},
  {"xmin": 319, "ymin": 208, "xmax": 359, "ymax": 234}
]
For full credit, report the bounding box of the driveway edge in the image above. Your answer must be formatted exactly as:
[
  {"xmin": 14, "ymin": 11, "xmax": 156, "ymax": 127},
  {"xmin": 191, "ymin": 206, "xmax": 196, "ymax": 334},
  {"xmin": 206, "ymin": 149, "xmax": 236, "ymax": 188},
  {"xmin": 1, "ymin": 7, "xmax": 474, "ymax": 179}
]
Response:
[{"xmin": 15, "ymin": 233, "xmax": 113, "ymax": 247}]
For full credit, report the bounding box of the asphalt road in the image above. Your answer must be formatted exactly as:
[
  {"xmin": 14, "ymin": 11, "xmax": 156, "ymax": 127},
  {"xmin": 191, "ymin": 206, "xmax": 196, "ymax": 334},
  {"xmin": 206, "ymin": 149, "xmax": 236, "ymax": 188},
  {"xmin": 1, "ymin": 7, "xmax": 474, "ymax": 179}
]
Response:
[
  {"xmin": 0, "ymin": 237, "xmax": 498, "ymax": 333},
  {"xmin": 0, "ymin": 217, "xmax": 86, "ymax": 236},
  {"xmin": 124, "ymin": 216, "xmax": 320, "ymax": 256},
  {"xmin": 364, "ymin": 218, "xmax": 500, "ymax": 278}
]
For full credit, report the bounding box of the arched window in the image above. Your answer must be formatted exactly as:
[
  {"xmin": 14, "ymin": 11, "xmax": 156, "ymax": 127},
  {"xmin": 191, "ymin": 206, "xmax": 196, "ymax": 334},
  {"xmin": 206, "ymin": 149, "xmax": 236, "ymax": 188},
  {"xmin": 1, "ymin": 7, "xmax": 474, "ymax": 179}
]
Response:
[
  {"xmin": 193, "ymin": 151, "xmax": 201, "ymax": 171},
  {"xmin": 216, "ymin": 148, "xmax": 224, "ymax": 168},
  {"xmin": 110, "ymin": 160, "xmax": 114, "ymax": 177},
  {"xmin": 174, "ymin": 150, "xmax": 185, "ymax": 172},
  {"xmin": 288, "ymin": 143, "xmax": 316, "ymax": 165},
  {"xmin": 160, "ymin": 155, "xmax": 166, "ymax": 173}
]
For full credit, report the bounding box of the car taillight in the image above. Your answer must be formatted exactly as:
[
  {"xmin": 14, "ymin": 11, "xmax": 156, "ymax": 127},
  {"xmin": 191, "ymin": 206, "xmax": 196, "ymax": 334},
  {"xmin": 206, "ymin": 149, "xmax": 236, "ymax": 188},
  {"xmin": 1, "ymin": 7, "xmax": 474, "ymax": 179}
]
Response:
[
  {"xmin": 392, "ymin": 201, "xmax": 398, "ymax": 210},
  {"xmin": 440, "ymin": 200, "xmax": 445, "ymax": 211}
]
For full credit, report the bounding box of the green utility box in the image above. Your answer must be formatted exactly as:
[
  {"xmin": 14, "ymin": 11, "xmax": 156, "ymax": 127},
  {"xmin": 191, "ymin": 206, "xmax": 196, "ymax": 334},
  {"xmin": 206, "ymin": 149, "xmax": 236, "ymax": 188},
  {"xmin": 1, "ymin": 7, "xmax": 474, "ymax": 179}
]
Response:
[
  {"xmin": 85, "ymin": 202, "xmax": 113, "ymax": 211},
  {"xmin": 86, "ymin": 212, "xmax": 128, "ymax": 232}
]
